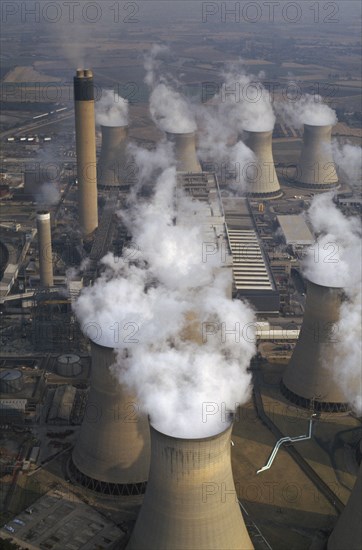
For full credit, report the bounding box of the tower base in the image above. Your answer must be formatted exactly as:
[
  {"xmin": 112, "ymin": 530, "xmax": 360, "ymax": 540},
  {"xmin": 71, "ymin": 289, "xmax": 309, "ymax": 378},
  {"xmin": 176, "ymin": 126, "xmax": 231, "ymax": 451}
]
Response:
[
  {"xmin": 280, "ymin": 381, "xmax": 349, "ymax": 413},
  {"xmin": 68, "ymin": 458, "xmax": 147, "ymax": 496}
]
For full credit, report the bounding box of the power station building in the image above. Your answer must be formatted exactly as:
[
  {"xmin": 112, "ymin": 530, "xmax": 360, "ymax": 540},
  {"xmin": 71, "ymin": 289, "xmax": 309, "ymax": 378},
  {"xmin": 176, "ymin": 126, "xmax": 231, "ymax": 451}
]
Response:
[{"xmin": 127, "ymin": 423, "xmax": 254, "ymax": 550}]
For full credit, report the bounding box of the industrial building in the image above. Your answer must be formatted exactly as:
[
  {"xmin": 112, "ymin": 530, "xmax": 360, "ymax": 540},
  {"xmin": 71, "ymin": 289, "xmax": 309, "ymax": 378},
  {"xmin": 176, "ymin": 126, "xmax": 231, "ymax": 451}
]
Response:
[{"xmin": 277, "ymin": 214, "xmax": 315, "ymax": 250}]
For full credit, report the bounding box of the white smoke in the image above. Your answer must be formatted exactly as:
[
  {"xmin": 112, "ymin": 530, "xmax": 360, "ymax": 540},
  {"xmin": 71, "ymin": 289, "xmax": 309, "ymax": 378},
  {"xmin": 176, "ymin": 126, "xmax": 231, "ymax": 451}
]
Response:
[
  {"xmin": 302, "ymin": 193, "xmax": 362, "ymax": 414},
  {"xmin": 149, "ymin": 82, "xmax": 196, "ymax": 133},
  {"xmin": 35, "ymin": 182, "xmax": 60, "ymax": 207},
  {"xmin": 276, "ymin": 92, "xmax": 337, "ymax": 128},
  {"xmin": 332, "ymin": 141, "xmax": 362, "ymax": 188},
  {"xmin": 96, "ymin": 89, "xmax": 128, "ymax": 127},
  {"xmin": 144, "ymin": 43, "xmax": 170, "ymax": 88},
  {"xmin": 74, "ymin": 149, "xmax": 256, "ymax": 438},
  {"xmin": 220, "ymin": 64, "xmax": 276, "ymax": 132},
  {"xmin": 144, "ymin": 45, "xmax": 196, "ymax": 134}
]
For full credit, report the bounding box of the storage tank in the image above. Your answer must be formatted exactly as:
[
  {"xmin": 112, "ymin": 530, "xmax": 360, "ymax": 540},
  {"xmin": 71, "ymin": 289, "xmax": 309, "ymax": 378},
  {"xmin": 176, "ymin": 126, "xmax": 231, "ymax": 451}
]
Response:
[
  {"xmin": 56, "ymin": 354, "xmax": 82, "ymax": 377},
  {"xmin": 0, "ymin": 370, "xmax": 23, "ymax": 394}
]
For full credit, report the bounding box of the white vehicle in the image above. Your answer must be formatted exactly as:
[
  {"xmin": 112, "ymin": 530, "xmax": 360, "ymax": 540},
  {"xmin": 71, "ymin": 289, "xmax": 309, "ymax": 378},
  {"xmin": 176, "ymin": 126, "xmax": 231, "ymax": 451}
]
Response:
[
  {"xmin": 4, "ymin": 524, "xmax": 15, "ymax": 533},
  {"xmin": 13, "ymin": 518, "xmax": 25, "ymax": 525}
]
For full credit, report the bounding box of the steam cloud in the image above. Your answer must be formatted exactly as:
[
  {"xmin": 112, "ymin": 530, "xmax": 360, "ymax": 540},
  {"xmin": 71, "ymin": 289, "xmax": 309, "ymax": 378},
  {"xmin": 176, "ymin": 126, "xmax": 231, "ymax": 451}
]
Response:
[
  {"xmin": 332, "ymin": 141, "xmax": 362, "ymax": 188},
  {"xmin": 145, "ymin": 45, "xmax": 196, "ymax": 133},
  {"xmin": 35, "ymin": 182, "xmax": 60, "ymax": 207},
  {"xmin": 303, "ymin": 193, "xmax": 362, "ymax": 414},
  {"xmin": 276, "ymin": 92, "xmax": 337, "ymax": 128},
  {"xmin": 74, "ymin": 145, "xmax": 256, "ymax": 438},
  {"xmin": 96, "ymin": 89, "xmax": 128, "ymax": 127},
  {"xmin": 220, "ymin": 64, "xmax": 276, "ymax": 132}
]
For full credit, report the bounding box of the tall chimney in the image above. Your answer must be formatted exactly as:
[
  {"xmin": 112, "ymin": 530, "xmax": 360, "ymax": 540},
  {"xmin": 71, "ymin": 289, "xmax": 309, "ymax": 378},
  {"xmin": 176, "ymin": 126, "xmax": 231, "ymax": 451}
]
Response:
[
  {"xmin": 70, "ymin": 341, "xmax": 150, "ymax": 495},
  {"xmin": 242, "ymin": 129, "xmax": 282, "ymax": 198},
  {"xmin": 295, "ymin": 124, "xmax": 338, "ymax": 188},
  {"xmin": 36, "ymin": 210, "xmax": 54, "ymax": 288},
  {"xmin": 281, "ymin": 279, "xmax": 348, "ymax": 412},
  {"xmin": 166, "ymin": 131, "xmax": 202, "ymax": 173},
  {"xmin": 74, "ymin": 68, "xmax": 98, "ymax": 238},
  {"xmin": 127, "ymin": 422, "xmax": 254, "ymax": 550},
  {"xmin": 328, "ymin": 464, "xmax": 362, "ymax": 550},
  {"xmin": 97, "ymin": 125, "xmax": 129, "ymax": 187}
]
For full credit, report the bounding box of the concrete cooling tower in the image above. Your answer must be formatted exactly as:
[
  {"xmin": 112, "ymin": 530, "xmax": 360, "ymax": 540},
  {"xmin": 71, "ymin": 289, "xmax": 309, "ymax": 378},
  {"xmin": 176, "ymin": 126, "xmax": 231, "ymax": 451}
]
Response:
[
  {"xmin": 166, "ymin": 131, "xmax": 202, "ymax": 173},
  {"xmin": 74, "ymin": 69, "xmax": 98, "ymax": 238},
  {"xmin": 295, "ymin": 124, "xmax": 338, "ymax": 188},
  {"xmin": 328, "ymin": 464, "xmax": 362, "ymax": 550},
  {"xmin": 97, "ymin": 125, "xmax": 129, "ymax": 188},
  {"xmin": 126, "ymin": 423, "xmax": 254, "ymax": 550},
  {"xmin": 36, "ymin": 211, "xmax": 54, "ymax": 288},
  {"xmin": 243, "ymin": 130, "xmax": 282, "ymax": 198},
  {"xmin": 281, "ymin": 279, "xmax": 348, "ymax": 412},
  {"xmin": 70, "ymin": 341, "xmax": 150, "ymax": 495}
]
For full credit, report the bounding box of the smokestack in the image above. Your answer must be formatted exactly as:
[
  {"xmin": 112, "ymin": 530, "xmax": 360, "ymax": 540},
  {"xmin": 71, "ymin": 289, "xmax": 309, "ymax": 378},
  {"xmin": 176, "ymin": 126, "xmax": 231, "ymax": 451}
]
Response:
[
  {"xmin": 243, "ymin": 130, "xmax": 282, "ymax": 198},
  {"xmin": 36, "ymin": 210, "xmax": 54, "ymax": 288},
  {"xmin": 295, "ymin": 124, "xmax": 338, "ymax": 188},
  {"xmin": 70, "ymin": 341, "xmax": 150, "ymax": 495},
  {"xmin": 281, "ymin": 279, "xmax": 348, "ymax": 412},
  {"xmin": 328, "ymin": 463, "xmax": 362, "ymax": 550},
  {"xmin": 126, "ymin": 422, "xmax": 254, "ymax": 550},
  {"xmin": 74, "ymin": 68, "xmax": 98, "ymax": 238},
  {"xmin": 166, "ymin": 131, "xmax": 202, "ymax": 173},
  {"xmin": 97, "ymin": 125, "xmax": 129, "ymax": 187}
]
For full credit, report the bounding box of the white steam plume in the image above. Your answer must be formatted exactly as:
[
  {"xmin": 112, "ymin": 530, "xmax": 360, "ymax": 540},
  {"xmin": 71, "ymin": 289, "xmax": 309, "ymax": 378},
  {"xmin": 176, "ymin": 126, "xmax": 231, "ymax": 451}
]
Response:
[
  {"xmin": 35, "ymin": 181, "xmax": 60, "ymax": 207},
  {"xmin": 276, "ymin": 92, "xmax": 337, "ymax": 128},
  {"xmin": 332, "ymin": 141, "xmax": 362, "ymax": 188},
  {"xmin": 96, "ymin": 89, "xmax": 128, "ymax": 127},
  {"xmin": 74, "ymin": 149, "xmax": 256, "ymax": 438},
  {"xmin": 149, "ymin": 82, "xmax": 196, "ymax": 133},
  {"xmin": 220, "ymin": 64, "xmax": 276, "ymax": 132},
  {"xmin": 302, "ymin": 193, "xmax": 362, "ymax": 414},
  {"xmin": 144, "ymin": 45, "xmax": 196, "ymax": 134}
]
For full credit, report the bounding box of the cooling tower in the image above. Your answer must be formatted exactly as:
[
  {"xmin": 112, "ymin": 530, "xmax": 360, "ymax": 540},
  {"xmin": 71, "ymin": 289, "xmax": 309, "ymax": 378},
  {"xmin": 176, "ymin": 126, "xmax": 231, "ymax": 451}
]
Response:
[
  {"xmin": 127, "ymin": 422, "xmax": 254, "ymax": 550},
  {"xmin": 36, "ymin": 210, "xmax": 54, "ymax": 287},
  {"xmin": 70, "ymin": 341, "xmax": 150, "ymax": 495},
  {"xmin": 243, "ymin": 130, "xmax": 282, "ymax": 198},
  {"xmin": 97, "ymin": 125, "xmax": 129, "ymax": 187},
  {"xmin": 281, "ymin": 279, "xmax": 348, "ymax": 412},
  {"xmin": 74, "ymin": 69, "xmax": 98, "ymax": 238},
  {"xmin": 295, "ymin": 124, "xmax": 338, "ymax": 188},
  {"xmin": 328, "ymin": 464, "xmax": 362, "ymax": 550},
  {"xmin": 166, "ymin": 131, "xmax": 202, "ymax": 173}
]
